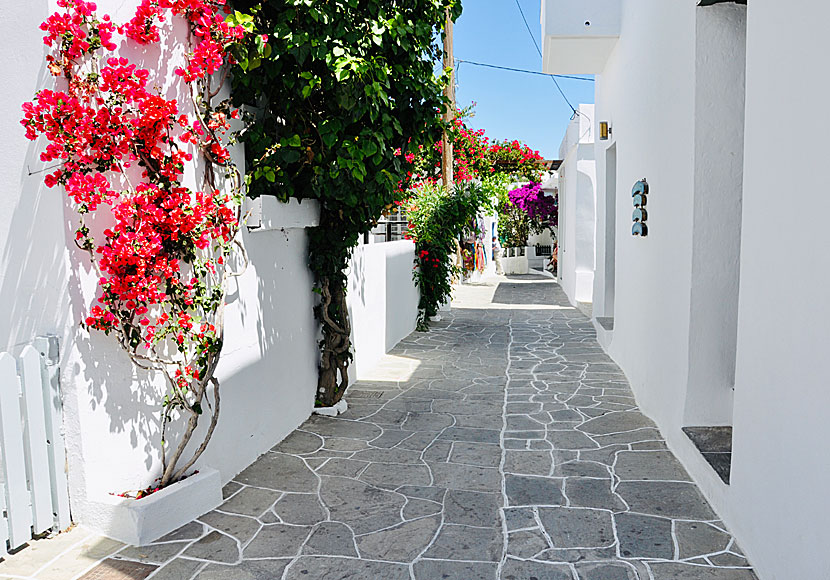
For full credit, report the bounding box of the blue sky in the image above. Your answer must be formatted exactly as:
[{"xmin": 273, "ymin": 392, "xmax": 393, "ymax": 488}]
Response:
[{"xmin": 453, "ymin": 0, "xmax": 595, "ymax": 159}]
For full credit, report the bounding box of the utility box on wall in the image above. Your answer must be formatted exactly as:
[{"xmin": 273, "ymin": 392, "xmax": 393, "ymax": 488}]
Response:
[{"xmin": 541, "ymin": 0, "xmax": 622, "ymax": 74}]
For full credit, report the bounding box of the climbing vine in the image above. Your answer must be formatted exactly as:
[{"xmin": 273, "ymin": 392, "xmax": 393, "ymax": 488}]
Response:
[
  {"xmin": 23, "ymin": 0, "xmax": 247, "ymax": 489},
  {"xmin": 404, "ymin": 110, "xmax": 547, "ymax": 328},
  {"xmin": 230, "ymin": 0, "xmax": 459, "ymax": 407},
  {"xmin": 405, "ymin": 182, "xmax": 491, "ymax": 328}
]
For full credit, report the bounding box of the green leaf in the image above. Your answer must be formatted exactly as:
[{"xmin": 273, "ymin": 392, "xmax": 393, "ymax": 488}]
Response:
[
  {"xmin": 362, "ymin": 140, "xmax": 378, "ymax": 156},
  {"xmin": 322, "ymin": 132, "xmax": 338, "ymax": 149}
]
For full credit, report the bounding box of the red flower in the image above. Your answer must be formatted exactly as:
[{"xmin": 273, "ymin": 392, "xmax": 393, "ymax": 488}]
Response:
[{"xmin": 23, "ymin": 0, "xmax": 246, "ymax": 355}]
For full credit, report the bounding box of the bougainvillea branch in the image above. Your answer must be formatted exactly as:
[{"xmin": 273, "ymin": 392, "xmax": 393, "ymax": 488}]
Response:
[
  {"xmin": 508, "ymin": 181, "xmax": 558, "ymax": 234},
  {"xmin": 406, "ymin": 106, "xmax": 546, "ymax": 186},
  {"xmin": 22, "ymin": 0, "xmax": 247, "ymax": 489}
]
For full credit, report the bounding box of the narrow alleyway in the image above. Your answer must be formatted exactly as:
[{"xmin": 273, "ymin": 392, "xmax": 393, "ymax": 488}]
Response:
[{"xmin": 6, "ymin": 275, "xmax": 757, "ymax": 580}]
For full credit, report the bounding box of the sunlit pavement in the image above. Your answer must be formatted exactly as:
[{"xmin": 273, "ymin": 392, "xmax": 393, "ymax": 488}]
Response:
[{"xmin": 0, "ymin": 275, "xmax": 757, "ymax": 580}]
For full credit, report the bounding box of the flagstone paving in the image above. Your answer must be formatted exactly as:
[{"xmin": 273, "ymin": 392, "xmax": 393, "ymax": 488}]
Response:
[{"xmin": 1, "ymin": 274, "xmax": 758, "ymax": 580}]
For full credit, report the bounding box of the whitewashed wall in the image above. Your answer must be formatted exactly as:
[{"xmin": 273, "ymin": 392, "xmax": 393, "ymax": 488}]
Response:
[
  {"xmin": 684, "ymin": 3, "xmax": 745, "ymax": 428},
  {"xmin": 591, "ymin": 0, "xmax": 744, "ymax": 440},
  {"xmin": 591, "ymin": 0, "xmax": 697, "ymax": 443},
  {"xmin": 729, "ymin": 2, "xmax": 830, "ymax": 579},
  {"xmin": 587, "ymin": 0, "xmax": 748, "ymax": 523},
  {"xmin": 553, "ymin": 0, "xmax": 830, "ymax": 577},
  {"xmin": 1, "ymin": 0, "xmax": 319, "ymax": 534},
  {"xmin": 557, "ymin": 104, "xmax": 596, "ymax": 304},
  {"xmin": 348, "ymin": 241, "xmax": 419, "ymax": 381}
]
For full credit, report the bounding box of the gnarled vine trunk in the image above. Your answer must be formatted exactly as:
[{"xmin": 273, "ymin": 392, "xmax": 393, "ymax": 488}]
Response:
[
  {"xmin": 317, "ymin": 277, "xmax": 352, "ymax": 406},
  {"xmin": 310, "ymin": 206, "xmax": 358, "ymax": 408}
]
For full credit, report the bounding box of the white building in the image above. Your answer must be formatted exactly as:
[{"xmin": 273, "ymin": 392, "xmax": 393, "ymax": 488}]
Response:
[{"xmin": 543, "ymin": 1, "xmax": 830, "ymax": 578}]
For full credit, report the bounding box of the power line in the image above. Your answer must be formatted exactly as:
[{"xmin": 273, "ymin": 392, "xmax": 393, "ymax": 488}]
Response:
[
  {"xmin": 513, "ymin": 0, "xmax": 578, "ymax": 115},
  {"xmin": 455, "ymin": 58, "xmax": 594, "ymax": 82}
]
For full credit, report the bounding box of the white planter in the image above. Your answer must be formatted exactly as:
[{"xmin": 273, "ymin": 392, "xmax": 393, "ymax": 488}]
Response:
[
  {"xmin": 84, "ymin": 468, "xmax": 222, "ymax": 546},
  {"xmin": 313, "ymin": 399, "xmax": 348, "ymax": 417}
]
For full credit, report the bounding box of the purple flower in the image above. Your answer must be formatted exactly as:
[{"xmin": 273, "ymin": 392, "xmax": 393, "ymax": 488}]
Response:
[{"xmin": 508, "ymin": 182, "xmax": 558, "ymax": 225}]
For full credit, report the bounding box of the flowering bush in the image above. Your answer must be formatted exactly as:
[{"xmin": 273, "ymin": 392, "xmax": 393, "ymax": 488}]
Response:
[
  {"xmin": 406, "ymin": 106, "xmax": 546, "ymax": 186},
  {"xmin": 401, "ymin": 107, "xmax": 548, "ymax": 327},
  {"xmin": 405, "ymin": 182, "xmax": 491, "ymax": 329},
  {"xmin": 499, "ymin": 203, "xmax": 531, "ymax": 248},
  {"xmin": 22, "ymin": 0, "xmax": 247, "ymax": 488},
  {"xmin": 508, "ymin": 181, "xmax": 558, "ymax": 234},
  {"xmin": 490, "ymin": 140, "xmax": 545, "ymax": 183}
]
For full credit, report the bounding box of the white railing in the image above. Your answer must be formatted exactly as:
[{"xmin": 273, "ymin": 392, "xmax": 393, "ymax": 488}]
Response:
[
  {"xmin": 502, "ymin": 247, "xmax": 530, "ymax": 275},
  {"xmin": 0, "ymin": 337, "xmax": 70, "ymax": 555}
]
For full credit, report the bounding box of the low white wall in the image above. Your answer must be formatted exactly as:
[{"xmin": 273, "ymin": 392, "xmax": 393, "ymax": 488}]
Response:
[
  {"xmin": 347, "ymin": 241, "xmax": 419, "ymax": 380},
  {"xmin": 502, "ymin": 251, "xmax": 529, "ymax": 275}
]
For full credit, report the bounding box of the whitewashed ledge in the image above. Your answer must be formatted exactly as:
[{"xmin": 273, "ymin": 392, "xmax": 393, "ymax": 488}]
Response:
[{"xmin": 247, "ymin": 197, "xmax": 320, "ymax": 231}]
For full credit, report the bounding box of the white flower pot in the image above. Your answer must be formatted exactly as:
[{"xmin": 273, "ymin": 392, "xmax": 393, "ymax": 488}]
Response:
[{"xmin": 83, "ymin": 468, "xmax": 222, "ymax": 546}]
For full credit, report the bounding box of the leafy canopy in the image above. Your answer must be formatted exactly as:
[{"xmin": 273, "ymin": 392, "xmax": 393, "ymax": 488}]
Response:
[{"xmin": 230, "ymin": 0, "xmax": 459, "ymax": 405}]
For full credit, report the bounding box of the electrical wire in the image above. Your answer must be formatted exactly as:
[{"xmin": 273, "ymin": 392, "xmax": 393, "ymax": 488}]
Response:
[
  {"xmin": 513, "ymin": 0, "xmax": 578, "ymax": 115},
  {"xmin": 455, "ymin": 58, "xmax": 594, "ymax": 82}
]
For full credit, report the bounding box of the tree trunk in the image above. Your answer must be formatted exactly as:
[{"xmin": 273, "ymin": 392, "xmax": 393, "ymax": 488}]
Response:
[{"xmin": 316, "ymin": 276, "xmax": 351, "ymax": 406}]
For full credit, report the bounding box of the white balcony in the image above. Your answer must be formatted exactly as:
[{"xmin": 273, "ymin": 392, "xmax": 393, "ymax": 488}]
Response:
[{"xmin": 541, "ymin": 0, "xmax": 621, "ymax": 75}]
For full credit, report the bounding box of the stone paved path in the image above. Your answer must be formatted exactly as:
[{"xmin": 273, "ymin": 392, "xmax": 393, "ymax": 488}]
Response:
[{"xmin": 2, "ymin": 275, "xmax": 758, "ymax": 580}]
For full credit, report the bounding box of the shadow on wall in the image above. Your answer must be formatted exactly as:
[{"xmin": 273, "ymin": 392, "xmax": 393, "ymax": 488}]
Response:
[
  {"xmin": 0, "ymin": 3, "xmax": 68, "ymax": 356},
  {"xmin": 190, "ymin": 224, "xmax": 318, "ymax": 483}
]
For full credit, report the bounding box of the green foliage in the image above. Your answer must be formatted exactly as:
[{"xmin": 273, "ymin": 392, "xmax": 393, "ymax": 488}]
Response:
[
  {"xmin": 481, "ymin": 173, "xmax": 529, "ymax": 247},
  {"xmin": 499, "ymin": 202, "xmax": 531, "ymax": 247},
  {"xmin": 230, "ymin": 0, "xmax": 459, "ymax": 406},
  {"xmin": 406, "ymin": 182, "xmax": 491, "ymax": 329}
]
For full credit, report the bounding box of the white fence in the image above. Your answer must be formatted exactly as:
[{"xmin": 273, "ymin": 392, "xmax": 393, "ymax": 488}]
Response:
[{"xmin": 0, "ymin": 337, "xmax": 70, "ymax": 555}]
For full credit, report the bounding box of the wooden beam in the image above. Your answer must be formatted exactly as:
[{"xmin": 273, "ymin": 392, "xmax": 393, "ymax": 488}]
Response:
[{"xmin": 441, "ymin": 8, "xmax": 454, "ymax": 188}]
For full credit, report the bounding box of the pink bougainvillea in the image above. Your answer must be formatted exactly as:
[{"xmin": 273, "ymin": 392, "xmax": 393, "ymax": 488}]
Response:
[
  {"xmin": 508, "ymin": 181, "xmax": 558, "ymax": 231},
  {"xmin": 22, "ymin": 0, "xmax": 249, "ymax": 488}
]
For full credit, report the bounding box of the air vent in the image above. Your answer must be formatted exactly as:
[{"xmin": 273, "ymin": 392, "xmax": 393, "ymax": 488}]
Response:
[{"xmin": 347, "ymin": 390, "xmax": 385, "ymax": 399}]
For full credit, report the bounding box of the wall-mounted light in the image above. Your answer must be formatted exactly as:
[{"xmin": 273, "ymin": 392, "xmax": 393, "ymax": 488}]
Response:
[{"xmin": 599, "ymin": 121, "xmax": 611, "ymax": 141}]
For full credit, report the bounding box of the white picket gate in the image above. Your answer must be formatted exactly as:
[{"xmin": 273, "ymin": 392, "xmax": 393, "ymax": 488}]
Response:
[{"xmin": 0, "ymin": 337, "xmax": 70, "ymax": 555}]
